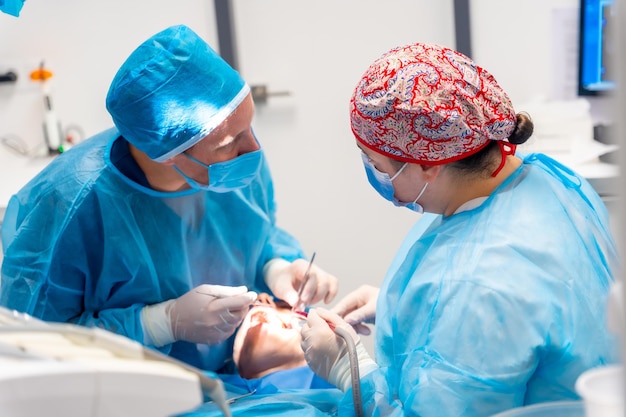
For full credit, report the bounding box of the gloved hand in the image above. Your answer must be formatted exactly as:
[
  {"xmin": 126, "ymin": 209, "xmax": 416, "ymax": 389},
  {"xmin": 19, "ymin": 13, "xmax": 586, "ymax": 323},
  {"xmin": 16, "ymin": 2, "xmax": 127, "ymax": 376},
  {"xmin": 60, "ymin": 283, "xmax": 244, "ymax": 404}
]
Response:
[
  {"xmin": 264, "ymin": 257, "xmax": 338, "ymax": 310},
  {"xmin": 141, "ymin": 284, "xmax": 257, "ymax": 347},
  {"xmin": 300, "ymin": 308, "xmax": 378, "ymax": 391},
  {"xmin": 331, "ymin": 285, "xmax": 379, "ymax": 335}
]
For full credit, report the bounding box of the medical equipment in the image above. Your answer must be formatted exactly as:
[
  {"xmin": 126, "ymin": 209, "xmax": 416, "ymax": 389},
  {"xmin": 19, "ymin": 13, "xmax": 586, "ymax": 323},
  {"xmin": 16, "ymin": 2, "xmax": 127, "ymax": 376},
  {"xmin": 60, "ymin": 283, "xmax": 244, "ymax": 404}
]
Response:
[
  {"xmin": 294, "ymin": 310, "xmax": 364, "ymax": 417},
  {"xmin": 0, "ymin": 307, "xmax": 232, "ymax": 417},
  {"xmin": 575, "ymin": 365, "xmax": 623, "ymax": 417},
  {"xmin": 333, "ymin": 325, "xmax": 364, "ymax": 417},
  {"xmin": 1, "ymin": 61, "xmax": 84, "ymax": 157},
  {"xmin": 292, "ymin": 251, "xmax": 316, "ymax": 313},
  {"xmin": 196, "ymin": 290, "xmax": 264, "ymax": 305},
  {"xmin": 212, "ymin": 388, "xmax": 257, "ymax": 405},
  {"xmin": 30, "ymin": 62, "xmax": 65, "ymax": 155},
  {"xmin": 293, "ymin": 310, "xmax": 334, "ymax": 330},
  {"xmin": 0, "ymin": 70, "xmax": 17, "ymax": 83}
]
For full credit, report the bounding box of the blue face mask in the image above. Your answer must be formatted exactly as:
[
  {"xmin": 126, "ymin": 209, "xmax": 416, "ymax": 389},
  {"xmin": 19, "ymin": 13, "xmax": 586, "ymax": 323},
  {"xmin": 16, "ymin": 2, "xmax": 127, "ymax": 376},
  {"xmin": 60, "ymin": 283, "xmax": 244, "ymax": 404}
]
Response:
[
  {"xmin": 361, "ymin": 152, "xmax": 428, "ymax": 213},
  {"xmin": 174, "ymin": 149, "xmax": 262, "ymax": 192}
]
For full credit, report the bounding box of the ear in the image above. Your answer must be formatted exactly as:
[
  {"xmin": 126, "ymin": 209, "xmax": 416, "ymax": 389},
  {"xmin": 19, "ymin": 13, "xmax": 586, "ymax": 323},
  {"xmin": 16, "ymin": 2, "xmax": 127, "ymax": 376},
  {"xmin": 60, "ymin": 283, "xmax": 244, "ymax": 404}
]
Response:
[{"xmin": 420, "ymin": 164, "xmax": 442, "ymax": 182}]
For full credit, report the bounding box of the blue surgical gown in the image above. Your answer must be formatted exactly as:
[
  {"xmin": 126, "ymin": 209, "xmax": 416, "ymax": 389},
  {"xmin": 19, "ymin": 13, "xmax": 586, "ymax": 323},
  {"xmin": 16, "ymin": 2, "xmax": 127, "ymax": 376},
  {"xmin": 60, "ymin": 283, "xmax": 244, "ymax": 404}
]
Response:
[
  {"xmin": 175, "ymin": 368, "xmax": 340, "ymax": 416},
  {"xmin": 339, "ymin": 153, "xmax": 620, "ymax": 417},
  {"xmin": 0, "ymin": 127, "xmax": 305, "ymax": 371}
]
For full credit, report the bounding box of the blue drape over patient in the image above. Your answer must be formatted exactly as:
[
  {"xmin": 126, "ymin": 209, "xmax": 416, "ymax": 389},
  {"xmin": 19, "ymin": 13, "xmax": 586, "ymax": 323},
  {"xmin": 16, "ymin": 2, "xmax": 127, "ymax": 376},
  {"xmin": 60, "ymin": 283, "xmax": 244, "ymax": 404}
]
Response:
[
  {"xmin": 0, "ymin": 128, "xmax": 304, "ymax": 371},
  {"xmin": 179, "ymin": 379, "xmax": 343, "ymax": 417},
  {"xmin": 342, "ymin": 154, "xmax": 620, "ymax": 417}
]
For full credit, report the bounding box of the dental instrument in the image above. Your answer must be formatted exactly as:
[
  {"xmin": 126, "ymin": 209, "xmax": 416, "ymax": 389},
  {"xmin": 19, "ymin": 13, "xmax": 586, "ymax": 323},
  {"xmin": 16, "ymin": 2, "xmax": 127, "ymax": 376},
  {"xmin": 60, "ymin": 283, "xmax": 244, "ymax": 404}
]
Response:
[
  {"xmin": 208, "ymin": 388, "xmax": 257, "ymax": 405},
  {"xmin": 292, "ymin": 252, "xmax": 316, "ymax": 313},
  {"xmin": 292, "ymin": 310, "xmax": 335, "ymax": 330},
  {"xmin": 195, "ymin": 290, "xmax": 267, "ymax": 307}
]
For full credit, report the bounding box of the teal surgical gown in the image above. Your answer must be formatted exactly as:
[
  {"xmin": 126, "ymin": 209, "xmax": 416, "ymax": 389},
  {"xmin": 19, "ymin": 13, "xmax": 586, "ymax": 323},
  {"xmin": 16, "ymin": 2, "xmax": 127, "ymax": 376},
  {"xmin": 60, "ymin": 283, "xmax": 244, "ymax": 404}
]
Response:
[
  {"xmin": 0, "ymin": 127, "xmax": 305, "ymax": 371},
  {"xmin": 339, "ymin": 153, "xmax": 620, "ymax": 417}
]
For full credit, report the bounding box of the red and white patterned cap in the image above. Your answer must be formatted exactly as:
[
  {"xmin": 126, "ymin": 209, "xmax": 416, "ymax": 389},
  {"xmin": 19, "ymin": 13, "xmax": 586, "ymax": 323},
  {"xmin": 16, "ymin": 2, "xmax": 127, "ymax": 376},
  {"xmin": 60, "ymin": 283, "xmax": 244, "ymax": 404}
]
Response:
[{"xmin": 350, "ymin": 43, "xmax": 516, "ymax": 164}]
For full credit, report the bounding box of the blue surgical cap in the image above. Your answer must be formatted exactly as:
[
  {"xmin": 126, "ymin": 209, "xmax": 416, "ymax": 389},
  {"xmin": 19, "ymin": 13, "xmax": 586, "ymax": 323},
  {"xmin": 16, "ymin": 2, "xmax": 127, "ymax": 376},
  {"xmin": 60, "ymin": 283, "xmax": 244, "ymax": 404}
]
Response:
[
  {"xmin": 0, "ymin": 0, "xmax": 25, "ymax": 16},
  {"xmin": 106, "ymin": 24, "xmax": 250, "ymax": 162}
]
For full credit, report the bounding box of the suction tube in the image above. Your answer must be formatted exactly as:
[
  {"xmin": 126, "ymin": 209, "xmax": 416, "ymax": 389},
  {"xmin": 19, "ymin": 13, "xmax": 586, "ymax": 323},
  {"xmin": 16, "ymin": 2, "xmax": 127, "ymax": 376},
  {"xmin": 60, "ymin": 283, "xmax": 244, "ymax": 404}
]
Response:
[{"xmin": 334, "ymin": 326, "xmax": 364, "ymax": 417}]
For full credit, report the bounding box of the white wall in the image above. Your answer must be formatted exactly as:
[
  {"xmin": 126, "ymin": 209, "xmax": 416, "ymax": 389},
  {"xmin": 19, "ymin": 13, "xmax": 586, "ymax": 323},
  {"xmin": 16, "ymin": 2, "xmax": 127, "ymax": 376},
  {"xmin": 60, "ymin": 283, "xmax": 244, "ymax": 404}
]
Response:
[
  {"xmin": 231, "ymin": 0, "xmax": 455, "ymax": 353},
  {"xmin": 0, "ymin": 0, "xmax": 217, "ymax": 147},
  {"xmin": 470, "ymin": 0, "xmax": 579, "ymax": 104},
  {"xmin": 469, "ymin": 0, "xmax": 612, "ymax": 123},
  {"xmin": 0, "ymin": 1, "xmax": 218, "ymax": 207}
]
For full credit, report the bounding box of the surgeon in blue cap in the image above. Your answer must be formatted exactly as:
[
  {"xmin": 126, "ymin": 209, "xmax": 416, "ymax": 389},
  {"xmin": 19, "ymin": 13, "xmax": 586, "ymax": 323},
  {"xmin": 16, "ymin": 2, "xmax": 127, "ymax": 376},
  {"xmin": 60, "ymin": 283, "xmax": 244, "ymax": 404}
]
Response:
[{"xmin": 0, "ymin": 24, "xmax": 338, "ymax": 372}]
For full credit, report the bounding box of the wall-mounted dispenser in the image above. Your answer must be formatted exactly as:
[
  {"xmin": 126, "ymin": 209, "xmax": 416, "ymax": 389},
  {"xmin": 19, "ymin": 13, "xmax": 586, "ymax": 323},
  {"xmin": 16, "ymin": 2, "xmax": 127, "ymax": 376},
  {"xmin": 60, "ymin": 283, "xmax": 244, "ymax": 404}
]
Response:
[{"xmin": 0, "ymin": 70, "xmax": 17, "ymax": 83}]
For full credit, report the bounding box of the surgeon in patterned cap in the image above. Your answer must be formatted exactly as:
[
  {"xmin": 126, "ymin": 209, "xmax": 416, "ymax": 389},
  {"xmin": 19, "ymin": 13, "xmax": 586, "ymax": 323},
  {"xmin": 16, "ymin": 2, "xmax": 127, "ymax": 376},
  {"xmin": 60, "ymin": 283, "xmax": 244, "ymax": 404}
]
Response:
[
  {"xmin": 301, "ymin": 43, "xmax": 619, "ymax": 416},
  {"xmin": 0, "ymin": 24, "xmax": 338, "ymax": 374}
]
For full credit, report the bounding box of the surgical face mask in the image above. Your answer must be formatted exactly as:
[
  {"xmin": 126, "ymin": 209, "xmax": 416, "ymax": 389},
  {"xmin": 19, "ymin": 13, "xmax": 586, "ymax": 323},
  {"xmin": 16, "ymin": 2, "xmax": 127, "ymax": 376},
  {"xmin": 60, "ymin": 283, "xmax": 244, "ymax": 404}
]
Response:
[
  {"xmin": 361, "ymin": 152, "xmax": 428, "ymax": 213},
  {"xmin": 402, "ymin": 183, "xmax": 428, "ymax": 213},
  {"xmin": 174, "ymin": 149, "xmax": 262, "ymax": 192}
]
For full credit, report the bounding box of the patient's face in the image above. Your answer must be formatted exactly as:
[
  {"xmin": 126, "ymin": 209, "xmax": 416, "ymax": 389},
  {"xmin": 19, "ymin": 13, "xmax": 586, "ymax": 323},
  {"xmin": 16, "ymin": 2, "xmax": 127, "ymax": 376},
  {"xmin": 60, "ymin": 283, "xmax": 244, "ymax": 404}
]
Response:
[{"xmin": 233, "ymin": 293, "xmax": 307, "ymax": 379}]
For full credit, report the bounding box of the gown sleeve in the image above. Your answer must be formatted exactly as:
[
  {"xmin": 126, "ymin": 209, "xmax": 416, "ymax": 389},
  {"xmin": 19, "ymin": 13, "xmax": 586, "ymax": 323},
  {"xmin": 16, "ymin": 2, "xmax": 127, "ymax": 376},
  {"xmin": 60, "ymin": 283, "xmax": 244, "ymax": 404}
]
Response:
[{"xmin": 1, "ymin": 185, "xmax": 148, "ymax": 344}]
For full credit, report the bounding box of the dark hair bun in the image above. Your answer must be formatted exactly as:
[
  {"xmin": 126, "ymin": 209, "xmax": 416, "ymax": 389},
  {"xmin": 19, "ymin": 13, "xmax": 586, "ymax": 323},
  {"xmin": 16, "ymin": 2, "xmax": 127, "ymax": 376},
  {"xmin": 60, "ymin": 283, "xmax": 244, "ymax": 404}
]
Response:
[{"xmin": 508, "ymin": 112, "xmax": 534, "ymax": 145}]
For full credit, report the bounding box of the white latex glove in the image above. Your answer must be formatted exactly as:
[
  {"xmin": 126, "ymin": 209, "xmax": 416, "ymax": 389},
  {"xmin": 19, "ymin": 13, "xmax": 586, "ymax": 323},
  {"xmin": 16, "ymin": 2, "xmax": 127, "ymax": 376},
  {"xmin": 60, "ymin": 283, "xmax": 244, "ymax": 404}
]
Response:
[
  {"xmin": 331, "ymin": 285, "xmax": 379, "ymax": 335},
  {"xmin": 300, "ymin": 308, "xmax": 378, "ymax": 391},
  {"xmin": 264, "ymin": 258, "xmax": 338, "ymax": 309},
  {"xmin": 141, "ymin": 284, "xmax": 257, "ymax": 347}
]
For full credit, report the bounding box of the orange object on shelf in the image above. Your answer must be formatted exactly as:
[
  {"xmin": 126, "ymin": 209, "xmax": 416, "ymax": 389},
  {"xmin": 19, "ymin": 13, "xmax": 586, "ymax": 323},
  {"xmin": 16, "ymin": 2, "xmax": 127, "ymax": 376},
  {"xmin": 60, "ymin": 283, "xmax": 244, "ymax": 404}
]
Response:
[{"xmin": 29, "ymin": 66, "xmax": 53, "ymax": 82}]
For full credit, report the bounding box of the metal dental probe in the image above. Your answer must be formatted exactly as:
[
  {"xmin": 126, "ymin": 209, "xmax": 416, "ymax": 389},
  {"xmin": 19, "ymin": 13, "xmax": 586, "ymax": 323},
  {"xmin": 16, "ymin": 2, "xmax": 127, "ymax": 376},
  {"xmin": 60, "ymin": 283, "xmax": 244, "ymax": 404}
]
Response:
[{"xmin": 291, "ymin": 252, "xmax": 316, "ymax": 313}]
